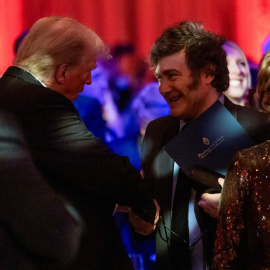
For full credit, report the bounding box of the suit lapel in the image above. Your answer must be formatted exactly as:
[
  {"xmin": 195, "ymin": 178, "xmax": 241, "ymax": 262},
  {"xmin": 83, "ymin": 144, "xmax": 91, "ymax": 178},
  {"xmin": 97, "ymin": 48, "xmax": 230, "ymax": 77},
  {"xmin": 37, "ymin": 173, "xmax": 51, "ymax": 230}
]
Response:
[
  {"xmin": 154, "ymin": 118, "xmax": 179, "ymax": 269},
  {"xmin": 157, "ymin": 118, "xmax": 179, "ymax": 230},
  {"xmin": 224, "ymin": 96, "xmax": 237, "ymax": 119}
]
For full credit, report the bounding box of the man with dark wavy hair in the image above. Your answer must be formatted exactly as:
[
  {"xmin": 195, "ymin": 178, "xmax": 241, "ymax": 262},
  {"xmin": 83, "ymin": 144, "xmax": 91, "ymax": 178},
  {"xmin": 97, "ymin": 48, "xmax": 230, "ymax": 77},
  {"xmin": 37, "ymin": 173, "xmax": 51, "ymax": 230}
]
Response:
[{"xmin": 130, "ymin": 21, "xmax": 270, "ymax": 270}]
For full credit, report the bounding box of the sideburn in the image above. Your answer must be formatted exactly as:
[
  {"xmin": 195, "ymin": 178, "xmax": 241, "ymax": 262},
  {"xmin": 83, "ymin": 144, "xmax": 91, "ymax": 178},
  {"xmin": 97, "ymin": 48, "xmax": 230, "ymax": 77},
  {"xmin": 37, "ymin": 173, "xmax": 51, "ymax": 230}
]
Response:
[{"xmin": 187, "ymin": 74, "xmax": 200, "ymax": 90}]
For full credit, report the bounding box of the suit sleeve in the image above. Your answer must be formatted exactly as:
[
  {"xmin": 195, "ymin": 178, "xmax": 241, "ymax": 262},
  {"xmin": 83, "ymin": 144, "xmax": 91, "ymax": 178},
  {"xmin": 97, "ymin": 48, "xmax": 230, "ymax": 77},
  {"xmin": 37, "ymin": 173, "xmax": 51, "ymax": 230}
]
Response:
[
  {"xmin": 0, "ymin": 113, "xmax": 82, "ymax": 265},
  {"xmin": 24, "ymin": 104, "xmax": 156, "ymax": 224}
]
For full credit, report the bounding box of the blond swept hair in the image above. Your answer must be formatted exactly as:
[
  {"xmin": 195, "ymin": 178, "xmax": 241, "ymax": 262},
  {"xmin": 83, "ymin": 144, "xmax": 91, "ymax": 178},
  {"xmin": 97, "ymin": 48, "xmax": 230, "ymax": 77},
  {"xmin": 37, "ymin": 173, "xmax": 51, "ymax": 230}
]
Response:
[
  {"xmin": 257, "ymin": 50, "xmax": 270, "ymax": 114},
  {"xmin": 14, "ymin": 16, "xmax": 110, "ymax": 81}
]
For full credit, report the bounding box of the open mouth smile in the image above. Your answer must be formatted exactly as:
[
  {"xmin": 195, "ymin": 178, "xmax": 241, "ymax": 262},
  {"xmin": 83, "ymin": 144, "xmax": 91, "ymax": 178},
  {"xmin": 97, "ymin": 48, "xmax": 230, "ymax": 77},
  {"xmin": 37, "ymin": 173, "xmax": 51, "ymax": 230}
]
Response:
[
  {"xmin": 168, "ymin": 95, "xmax": 182, "ymax": 104},
  {"xmin": 230, "ymin": 79, "xmax": 243, "ymax": 87}
]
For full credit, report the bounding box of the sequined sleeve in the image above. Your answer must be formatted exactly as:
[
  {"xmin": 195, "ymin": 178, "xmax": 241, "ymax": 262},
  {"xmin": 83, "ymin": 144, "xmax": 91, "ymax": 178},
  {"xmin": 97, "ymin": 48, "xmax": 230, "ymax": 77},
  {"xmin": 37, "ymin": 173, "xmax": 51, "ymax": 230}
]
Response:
[{"xmin": 212, "ymin": 142, "xmax": 270, "ymax": 269}]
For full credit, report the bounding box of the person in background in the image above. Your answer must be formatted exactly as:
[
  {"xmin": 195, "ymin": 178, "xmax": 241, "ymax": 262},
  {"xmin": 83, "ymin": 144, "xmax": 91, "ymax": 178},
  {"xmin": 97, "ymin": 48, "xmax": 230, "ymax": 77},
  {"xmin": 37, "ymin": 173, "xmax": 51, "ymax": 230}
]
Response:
[
  {"xmin": 212, "ymin": 50, "xmax": 270, "ymax": 270},
  {"xmin": 0, "ymin": 111, "xmax": 82, "ymax": 269},
  {"xmin": 0, "ymin": 16, "xmax": 158, "ymax": 270},
  {"xmin": 130, "ymin": 81, "xmax": 171, "ymax": 138},
  {"xmin": 223, "ymin": 41, "xmax": 252, "ymax": 107},
  {"xmin": 107, "ymin": 44, "xmax": 148, "ymax": 109},
  {"xmin": 78, "ymin": 63, "xmax": 125, "ymax": 141},
  {"xmin": 73, "ymin": 94, "xmax": 107, "ymax": 141},
  {"xmin": 257, "ymin": 50, "xmax": 270, "ymax": 111},
  {"xmin": 111, "ymin": 81, "xmax": 171, "ymax": 170},
  {"xmin": 130, "ymin": 21, "xmax": 270, "ymax": 270}
]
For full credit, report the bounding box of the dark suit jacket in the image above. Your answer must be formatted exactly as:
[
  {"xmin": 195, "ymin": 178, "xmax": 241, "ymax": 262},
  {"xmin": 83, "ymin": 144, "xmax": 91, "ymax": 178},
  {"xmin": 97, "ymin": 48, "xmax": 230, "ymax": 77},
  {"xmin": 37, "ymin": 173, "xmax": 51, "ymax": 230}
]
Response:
[
  {"xmin": 0, "ymin": 112, "xmax": 82, "ymax": 269},
  {"xmin": 0, "ymin": 66, "xmax": 156, "ymax": 269},
  {"xmin": 141, "ymin": 97, "xmax": 270, "ymax": 270}
]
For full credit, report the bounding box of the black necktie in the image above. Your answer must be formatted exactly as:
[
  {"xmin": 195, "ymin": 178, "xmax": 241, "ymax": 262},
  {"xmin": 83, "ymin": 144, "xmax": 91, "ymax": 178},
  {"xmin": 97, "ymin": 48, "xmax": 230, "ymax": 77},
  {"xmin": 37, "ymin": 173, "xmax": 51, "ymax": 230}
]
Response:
[
  {"xmin": 170, "ymin": 168, "xmax": 192, "ymax": 269},
  {"xmin": 170, "ymin": 122, "xmax": 192, "ymax": 270}
]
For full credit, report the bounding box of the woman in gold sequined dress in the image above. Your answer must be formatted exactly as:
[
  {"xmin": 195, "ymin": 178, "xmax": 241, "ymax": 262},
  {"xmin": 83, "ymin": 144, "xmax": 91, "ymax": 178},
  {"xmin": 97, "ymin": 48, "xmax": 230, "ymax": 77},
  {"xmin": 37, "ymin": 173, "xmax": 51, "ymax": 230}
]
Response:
[{"xmin": 212, "ymin": 51, "xmax": 270, "ymax": 269}]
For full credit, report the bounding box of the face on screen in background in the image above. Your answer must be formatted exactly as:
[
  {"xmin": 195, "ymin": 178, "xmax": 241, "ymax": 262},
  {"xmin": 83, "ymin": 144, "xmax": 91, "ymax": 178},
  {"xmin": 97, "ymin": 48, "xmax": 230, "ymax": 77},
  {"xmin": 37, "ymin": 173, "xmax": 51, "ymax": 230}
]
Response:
[{"xmin": 223, "ymin": 44, "xmax": 249, "ymax": 101}]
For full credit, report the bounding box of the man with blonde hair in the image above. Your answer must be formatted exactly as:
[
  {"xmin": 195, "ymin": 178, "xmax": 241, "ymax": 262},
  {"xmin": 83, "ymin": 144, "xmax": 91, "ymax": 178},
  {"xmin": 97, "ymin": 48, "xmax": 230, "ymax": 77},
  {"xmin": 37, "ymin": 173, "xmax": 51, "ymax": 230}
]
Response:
[{"xmin": 0, "ymin": 16, "xmax": 158, "ymax": 269}]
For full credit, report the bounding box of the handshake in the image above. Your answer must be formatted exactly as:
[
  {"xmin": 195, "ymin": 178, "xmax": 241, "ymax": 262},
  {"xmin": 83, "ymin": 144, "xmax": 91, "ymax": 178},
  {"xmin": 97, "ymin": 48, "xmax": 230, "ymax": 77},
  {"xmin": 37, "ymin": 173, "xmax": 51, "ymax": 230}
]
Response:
[{"xmin": 126, "ymin": 166, "xmax": 225, "ymax": 235}]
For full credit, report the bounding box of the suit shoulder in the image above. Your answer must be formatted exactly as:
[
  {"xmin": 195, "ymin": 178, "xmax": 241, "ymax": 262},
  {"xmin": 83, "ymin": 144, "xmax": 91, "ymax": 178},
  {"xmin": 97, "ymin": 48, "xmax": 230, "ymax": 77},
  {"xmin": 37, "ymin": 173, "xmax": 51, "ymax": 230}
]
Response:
[
  {"xmin": 237, "ymin": 105, "xmax": 270, "ymax": 125},
  {"xmin": 0, "ymin": 77, "xmax": 73, "ymax": 109},
  {"xmin": 147, "ymin": 115, "xmax": 177, "ymax": 129},
  {"xmin": 238, "ymin": 104, "xmax": 269, "ymax": 117},
  {"xmin": 234, "ymin": 105, "xmax": 270, "ymax": 143}
]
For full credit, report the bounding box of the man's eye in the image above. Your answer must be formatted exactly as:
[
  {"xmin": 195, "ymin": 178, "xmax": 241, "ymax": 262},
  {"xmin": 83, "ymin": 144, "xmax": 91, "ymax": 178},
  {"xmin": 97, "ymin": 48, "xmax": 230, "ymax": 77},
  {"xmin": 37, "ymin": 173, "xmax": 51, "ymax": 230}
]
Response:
[{"xmin": 168, "ymin": 74, "xmax": 177, "ymax": 80}]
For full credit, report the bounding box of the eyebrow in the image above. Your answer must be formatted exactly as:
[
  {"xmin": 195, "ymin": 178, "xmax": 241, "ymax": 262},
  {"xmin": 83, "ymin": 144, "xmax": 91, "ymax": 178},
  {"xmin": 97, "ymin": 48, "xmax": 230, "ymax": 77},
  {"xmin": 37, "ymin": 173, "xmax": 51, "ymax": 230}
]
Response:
[{"xmin": 155, "ymin": 69, "xmax": 180, "ymax": 77}]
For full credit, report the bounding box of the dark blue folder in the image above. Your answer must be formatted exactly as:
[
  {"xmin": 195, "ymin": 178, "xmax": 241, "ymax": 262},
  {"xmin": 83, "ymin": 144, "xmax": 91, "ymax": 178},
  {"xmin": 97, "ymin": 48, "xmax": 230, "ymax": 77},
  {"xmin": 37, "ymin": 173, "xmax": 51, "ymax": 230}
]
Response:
[{"xmin": 164, "ymin": 101, "xmax": 255, "ymax": 176}]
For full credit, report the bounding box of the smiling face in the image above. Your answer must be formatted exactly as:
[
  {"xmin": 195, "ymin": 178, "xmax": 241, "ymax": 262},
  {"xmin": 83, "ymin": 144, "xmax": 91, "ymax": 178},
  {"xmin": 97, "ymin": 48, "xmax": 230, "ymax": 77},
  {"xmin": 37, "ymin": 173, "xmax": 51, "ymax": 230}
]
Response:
[
  {"xmin": 155, "ymin": 50, "xmax": 219, "ymax": 122},
  {"xmin": 223, "ymin": 44, "xmax": 249, "ymax": 104}
]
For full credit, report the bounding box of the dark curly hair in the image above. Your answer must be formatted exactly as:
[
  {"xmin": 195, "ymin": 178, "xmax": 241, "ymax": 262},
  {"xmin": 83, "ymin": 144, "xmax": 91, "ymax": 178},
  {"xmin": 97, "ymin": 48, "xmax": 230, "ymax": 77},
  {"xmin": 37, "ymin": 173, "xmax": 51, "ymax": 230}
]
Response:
[{"xmin": 150, "ymin": 21, "xmax": 229, "ymax": 92}]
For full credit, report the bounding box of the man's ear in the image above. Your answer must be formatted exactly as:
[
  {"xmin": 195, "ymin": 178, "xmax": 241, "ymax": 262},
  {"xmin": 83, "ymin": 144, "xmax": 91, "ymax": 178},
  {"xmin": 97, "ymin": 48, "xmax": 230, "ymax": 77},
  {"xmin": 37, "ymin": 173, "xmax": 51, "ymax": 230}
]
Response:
[
  {"xmin": 56, "ymin": 64, "xmax": 69, "ymax": 84},
  {"xmin": 201, "ymin": 64, "xmax": 215, "ymax": 84}
]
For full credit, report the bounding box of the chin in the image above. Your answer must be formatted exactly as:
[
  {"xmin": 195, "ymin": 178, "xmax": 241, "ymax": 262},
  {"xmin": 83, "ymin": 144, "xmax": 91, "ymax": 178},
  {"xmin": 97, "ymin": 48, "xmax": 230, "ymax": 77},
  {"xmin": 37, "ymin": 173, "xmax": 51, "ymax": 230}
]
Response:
[
  {"xmin": 170, "ymin": 110, "xmax": 182, "ymax": 118},
  {"xmin": 227, "ymin": 88, "xmax": 246, "ymax": 98}
]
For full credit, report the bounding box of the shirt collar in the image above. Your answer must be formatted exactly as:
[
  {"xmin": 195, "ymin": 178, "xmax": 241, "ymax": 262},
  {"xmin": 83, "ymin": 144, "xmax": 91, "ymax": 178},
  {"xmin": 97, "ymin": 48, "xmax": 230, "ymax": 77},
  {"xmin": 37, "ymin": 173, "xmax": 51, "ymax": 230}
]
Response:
[{"xmin": 30, "ymin": 72, "xmax": 47, "ymax": 87}]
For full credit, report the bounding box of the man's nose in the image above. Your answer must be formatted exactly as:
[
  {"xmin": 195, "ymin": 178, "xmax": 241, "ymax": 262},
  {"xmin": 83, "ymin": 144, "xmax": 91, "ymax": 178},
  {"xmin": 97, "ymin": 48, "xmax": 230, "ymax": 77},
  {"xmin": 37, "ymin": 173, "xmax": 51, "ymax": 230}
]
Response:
[
  {"xmin": 85, "ymin": 76, "xmax": 92, "ymax": 85},
  {"xmin": 159, "ymin": 80, "xmax": 171, "ymax": 95}
]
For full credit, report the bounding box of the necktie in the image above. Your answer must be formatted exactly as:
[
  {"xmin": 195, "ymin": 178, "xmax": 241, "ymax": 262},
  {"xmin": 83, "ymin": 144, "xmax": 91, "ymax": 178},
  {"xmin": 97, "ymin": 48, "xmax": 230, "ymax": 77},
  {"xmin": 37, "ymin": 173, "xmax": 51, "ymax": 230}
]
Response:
[{"xmin": 170, "ymin": 123, "xmax": 192, "ymax": 270}]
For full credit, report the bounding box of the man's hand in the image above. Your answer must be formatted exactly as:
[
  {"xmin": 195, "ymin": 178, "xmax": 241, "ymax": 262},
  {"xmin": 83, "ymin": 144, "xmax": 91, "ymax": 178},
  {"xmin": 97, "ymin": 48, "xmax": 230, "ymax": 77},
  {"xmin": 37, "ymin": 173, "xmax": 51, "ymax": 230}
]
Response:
[
  {"xmin": 198, "ymin": 178, "xmax": 224, "ymax": 218},
  {"xmin": 128, "ymin": 199, "xmax": 160, "ymax": 235}
]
